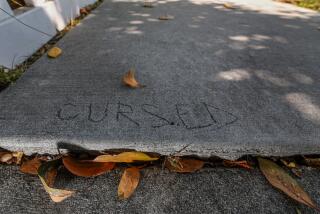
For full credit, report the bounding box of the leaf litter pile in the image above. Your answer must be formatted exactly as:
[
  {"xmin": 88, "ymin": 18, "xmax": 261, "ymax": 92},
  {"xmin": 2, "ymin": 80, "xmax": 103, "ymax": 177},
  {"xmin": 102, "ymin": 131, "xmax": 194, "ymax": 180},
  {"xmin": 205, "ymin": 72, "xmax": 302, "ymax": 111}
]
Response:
[{"xmin": 1, "ymin": 150, "xmax": 320, "ymax": 211}]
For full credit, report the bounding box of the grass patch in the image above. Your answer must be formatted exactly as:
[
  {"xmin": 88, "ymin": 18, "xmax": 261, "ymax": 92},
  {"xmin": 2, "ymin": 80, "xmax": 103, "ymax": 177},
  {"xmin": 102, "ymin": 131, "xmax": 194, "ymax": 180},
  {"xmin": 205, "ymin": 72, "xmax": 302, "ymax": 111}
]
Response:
[
  {"xmin": 278, "ymin": 0, "xmax": 320, "ymax": 10},
  {"xmin": 0, "ymin": 66, "xmax": 25, "ymax": 90}
]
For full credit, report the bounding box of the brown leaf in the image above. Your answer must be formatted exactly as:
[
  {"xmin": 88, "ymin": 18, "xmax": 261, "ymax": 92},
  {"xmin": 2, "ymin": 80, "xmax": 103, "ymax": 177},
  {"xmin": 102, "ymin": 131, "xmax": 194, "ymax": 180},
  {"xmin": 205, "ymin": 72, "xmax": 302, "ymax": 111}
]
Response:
[
  {"xmin": 165, "ymin": 157, "xmax": 204, "ymax": 173},
  {"xmin": 94, "ymin": 152, "xmax": 158, "ymax": 163},
  {"xmin": 20, "ymin": 157, "xmax": 42, "ymax": 175},
  {"xmin": 38, "ymin": 159, "xmax": 74, "ymax": 203},
  {"xmin": 122, "ymin": 69, "xmax": 145, "ymax": 88},
  {"xmin": 47, "ymin": 47, "xmax": 62, "ymax": 58},
  {"xmin": 80, "ymin": 8, "xmax": 89, "ymax": 15},
  {"xmin": 45, "ymin": 167, "xmax": 58, "ymax": 187},
  {"xmin": 118, "ymin": 167, "xmax": 140, "ymax": 199},
  {"xmin": 0, "ymin": 152, "xmax": 13, "ymax": 163},
  {"xmin": 158, "ymin": 15, "xmax": 174, "ymax": 20},
  {"xmin": 258, "ymin": 158, "xmax": 320, "ymax": 211},
  {"xmin": 223, "ymin": 160, "xmax": 252, "ymax": 169},
  {"xmin": 304, "ymin": 158, "xmax": 320, "ymax": 168},
  {"xmin": 142, "ymin": 2, "xmax": 154, "ymax": 8},
  {"xmin": 63, "ymin": 156, "xmax": 115, "ymax": 177}
]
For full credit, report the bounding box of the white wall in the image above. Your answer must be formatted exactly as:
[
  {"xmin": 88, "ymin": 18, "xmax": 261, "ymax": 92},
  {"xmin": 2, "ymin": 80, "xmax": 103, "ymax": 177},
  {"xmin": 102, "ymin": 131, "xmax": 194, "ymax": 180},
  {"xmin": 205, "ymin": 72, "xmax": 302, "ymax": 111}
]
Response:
[
  {"xmin": 0, "ymin": 0, "xmax": 14, "ymax": 22},
  {"xmin": 0, "ymin": 0, "xmax": 98, "ymax": 68}
]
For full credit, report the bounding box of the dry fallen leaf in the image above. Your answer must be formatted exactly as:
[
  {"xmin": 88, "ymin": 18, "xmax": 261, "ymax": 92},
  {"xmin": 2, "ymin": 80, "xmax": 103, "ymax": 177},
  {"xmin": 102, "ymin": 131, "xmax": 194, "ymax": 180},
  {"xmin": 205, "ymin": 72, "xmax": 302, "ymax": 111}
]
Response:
[
  {"xmin": 20, "ymin": 157, "xmax": 42, "ymax": 175},
  {"xmin": 62, "ymin": 156, "xmax": 115, "ymax": 177},
  {"xmin": 122, "ymin": 69, "xmax": 145, "ymax": 88},
  {"xmin": 118, "ymin": 167, "xmax": 140, "ymax": 199},
  {"xmin": 223, "ymin": 160, "xmax": 252, "ymax": 169},
  {"xmin": 280, "ymin": 159, "xmax": 296, "ymax": 168},
  {"xmin": 143, "ymin": 1, "xmax": 154, "ymax": 8},
  {"xmin": 258, "ymin": 158, "xmax": 320, "ymax": 211},
  {"xmin": 304, "ymin": 158, "xmax": 320, "ymax": 168},
  {"xmin": 80, "ymin": 8, "xmax": 89, "ymax": 15},
  {"xmin": 223, "ymin": 3, "xmax": 236, "ymax": 9},
  {"xmin": 38, "ymin": 159, "xmax": 74, "ymax": 203},
  {"xmin": 94, "ymin": 152, "xmax": 158, "ymax": 163},
  {"xmin": 45, "ymin": 167, "xmax": 58, "ymax": 187},
  {"xmin": 165, "ymin": 157, "xmax": 204, "ymax": 173},
  {"xmin": 12, "ymin": 151, "xmax": 23, "ymax": 164},
  {"xmin": 158, "ymin": 15, "xmax": 174, "ymax": 20},
  {"xmin": 0, "ymin": 152, "xmax": 13, "ymax": 163},
  {"xmin": 48, "ymin": 47, "xmax": 62, "ymax": 58}
]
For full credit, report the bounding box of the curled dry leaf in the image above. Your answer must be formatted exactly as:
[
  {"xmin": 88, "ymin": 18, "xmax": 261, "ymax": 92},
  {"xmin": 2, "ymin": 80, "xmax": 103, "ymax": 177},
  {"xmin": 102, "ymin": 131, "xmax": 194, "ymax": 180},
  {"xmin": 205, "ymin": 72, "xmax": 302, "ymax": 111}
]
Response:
[
  {"xmin": 45, "ymin": 167, "xmax": 58, "ymax": 187},
  {"xmin": 158, "ymin": 15, "xmax": 174, "ymax": 20},
  {"xmin": 12, "ymin": 151, "xmax": 23, "ymax": 164},
  {"xmin": 38, "ymin": 159, "xmax": 74, "ymax": 203},
  {"xmin": 118, "ymin": 167, "xmax": 140, "ymax": 199},
  {"xmin": 94, "ymin": 152, "xmax": 158, "ymax": 163},
  {"xmin": 223, "ymin": 160, "xmax": 252, "ymax": 169},
  {"xmin": 280, "ymin": 159, "xmax": 296, "ymax": 168},
  {"xmin": 165, "ymin": 157, "xmax": 204, "ymax": 173},
  {"xmin": 62, "ymin": 156, "xmax": 115, "ymax": 177},
  {"xmin": 223, "ymin": 3, "xmax": 236, "ymax": 9},
  {"xmin": 304, "ymin": 158, "xmax": 320, "ymax": 168},
  {"xmin": 80, "ymin": 8, "xmax": 89, "ymax": 15},
  {"xmin": 258, "ymin": 158, "xmax": 320, "ymax": 211},
  {"xmin": 143, "ymin": 2, "xmax": 154, "ymax": 8},
  {"xmin": 20, "ymin": 157, "xmax": 42, "ymax": 175},
  {"xmin": 48, "ymin": 47, "xmax": 62, "ymax": 58},
  {"xmin": 122, "ymin": 69, "xmax": 145, "ymax": 88},
  {"xmin": 0, "ymin": 152, "xmax": 13, "ymax": 163}
]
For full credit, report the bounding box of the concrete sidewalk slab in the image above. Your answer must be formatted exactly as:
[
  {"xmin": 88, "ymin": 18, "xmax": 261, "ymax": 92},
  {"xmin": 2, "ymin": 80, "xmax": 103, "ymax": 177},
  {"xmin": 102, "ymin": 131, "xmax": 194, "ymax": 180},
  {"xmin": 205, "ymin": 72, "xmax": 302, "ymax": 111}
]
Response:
[{"xmin": 0, "ymin": 0, "xmax": 320, "ymax": 159}]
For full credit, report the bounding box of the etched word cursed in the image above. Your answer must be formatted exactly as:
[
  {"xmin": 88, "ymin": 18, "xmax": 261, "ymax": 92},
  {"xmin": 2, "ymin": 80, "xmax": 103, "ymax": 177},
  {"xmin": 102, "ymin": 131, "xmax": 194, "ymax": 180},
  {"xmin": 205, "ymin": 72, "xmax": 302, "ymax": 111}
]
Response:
[{"xmin": 57, "ymin": 102, "xmax": 238, "ymax": 130}]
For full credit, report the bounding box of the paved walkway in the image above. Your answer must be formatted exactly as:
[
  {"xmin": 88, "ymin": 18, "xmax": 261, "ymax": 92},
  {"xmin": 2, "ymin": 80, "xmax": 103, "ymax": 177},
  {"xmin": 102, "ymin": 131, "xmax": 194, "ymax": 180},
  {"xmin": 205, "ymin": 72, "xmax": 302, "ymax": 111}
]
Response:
[{"xmin": 0, "ymin": 0, "xmax": 320, "ymax": 158}]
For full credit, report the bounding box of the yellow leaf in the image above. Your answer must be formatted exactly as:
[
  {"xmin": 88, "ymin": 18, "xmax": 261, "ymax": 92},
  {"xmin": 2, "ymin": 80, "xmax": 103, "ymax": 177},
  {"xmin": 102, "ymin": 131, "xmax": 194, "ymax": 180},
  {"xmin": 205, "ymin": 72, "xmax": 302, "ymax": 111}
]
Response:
[
  {"xmin": 39, "ymin": 176, "xmax": 74, "ymax": 203},
  {"xmin": 165, "ymin": 157, "xmax": 204, "ymax": 173},
  {"xmin": 280, "ymin": 159, "xmax": 296, "ymax": 168},
  {"xmin": 20, "ymin": 157, "xmax": 42, "ymax": 175},
  {"xmin": 12, "ymin": 151, "xmax": 23, "ymax": 164},
  {"xmin": 48, "ymin": 47, "xmax": 62, "ymax": 58},
  {"xmin": 62, "ymin": 156, "xmax": 115, "ymax": 177},
  {"xmin": 94, "ymin": 152, "xmax": 158, "ymax": 163},
  {"xmin": 118, "ymin": 167, "xmax": 140, "ymax": 199},
  {"xmin": 258, "ymin": 158, "xmax": 320, "ymax": 211},
  {"xmin": 223, "ymin": 3, "xmax": 235, "ymax": 9},
  {"xmin": 38, "ymin": 159, "xmax": 74, "ymax": 203},
  {"xmin": 122, "ymin": 69, "xmax": 145, "ymax": 88}
]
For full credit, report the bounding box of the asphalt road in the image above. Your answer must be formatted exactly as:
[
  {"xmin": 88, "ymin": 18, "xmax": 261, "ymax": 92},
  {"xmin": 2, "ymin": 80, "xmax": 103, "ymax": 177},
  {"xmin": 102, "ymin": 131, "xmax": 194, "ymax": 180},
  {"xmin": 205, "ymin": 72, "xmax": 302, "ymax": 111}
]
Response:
[{"xmin": 0, "ymin": 164, "xmax": 319, "ymax": 213}]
